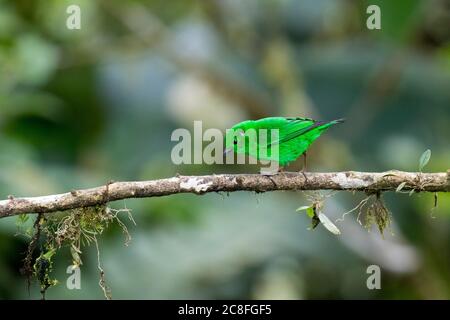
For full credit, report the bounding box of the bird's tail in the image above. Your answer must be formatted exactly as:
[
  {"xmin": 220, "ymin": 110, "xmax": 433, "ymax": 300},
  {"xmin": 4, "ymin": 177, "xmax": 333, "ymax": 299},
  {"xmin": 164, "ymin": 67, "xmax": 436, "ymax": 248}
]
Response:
[
  {"xmin": 328, "ymin": 118, "xmax": 345, "ymax": 125},
  {"xmin": 316, "ymin": 118, "xmax": 345, "ymax": 130}
]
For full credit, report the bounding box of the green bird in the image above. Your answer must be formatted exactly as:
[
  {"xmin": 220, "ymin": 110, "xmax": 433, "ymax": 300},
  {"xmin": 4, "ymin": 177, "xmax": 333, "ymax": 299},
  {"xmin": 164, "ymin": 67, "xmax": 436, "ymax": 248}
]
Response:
[{"xmin": 224, "ymin": 117, "xmax": 344, "ymax": 170}]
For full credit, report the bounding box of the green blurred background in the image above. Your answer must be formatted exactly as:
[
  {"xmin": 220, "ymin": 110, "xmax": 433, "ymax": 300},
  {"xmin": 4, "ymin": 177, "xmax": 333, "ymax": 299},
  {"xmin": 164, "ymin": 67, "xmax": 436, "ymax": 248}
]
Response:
[{"xmin": 0, "ymin": 0, "xmax": 449, "ymax": 299}]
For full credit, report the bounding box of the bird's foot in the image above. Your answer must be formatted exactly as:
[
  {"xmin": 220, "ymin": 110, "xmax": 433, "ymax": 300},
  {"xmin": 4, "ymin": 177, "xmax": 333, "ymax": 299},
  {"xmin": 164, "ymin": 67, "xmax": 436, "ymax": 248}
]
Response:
[
  {"xmin": 300, "ymin": 152, "xmax": 308, "ymax": 181},
  {"xmin": 299, "ymin": 169, "xmax": 308, "ymax": 182}
]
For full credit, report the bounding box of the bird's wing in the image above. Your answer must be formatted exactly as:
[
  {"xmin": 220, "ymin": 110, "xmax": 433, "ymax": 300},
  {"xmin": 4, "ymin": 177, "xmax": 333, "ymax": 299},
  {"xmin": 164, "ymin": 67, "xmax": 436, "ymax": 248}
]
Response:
[
  {"xmin": 279, "ymin": 121, "xmax": 325, "ymax": 143},
  {"xmin": 268, "ymin": 118, "xmax": 322, "ymax": 147}
]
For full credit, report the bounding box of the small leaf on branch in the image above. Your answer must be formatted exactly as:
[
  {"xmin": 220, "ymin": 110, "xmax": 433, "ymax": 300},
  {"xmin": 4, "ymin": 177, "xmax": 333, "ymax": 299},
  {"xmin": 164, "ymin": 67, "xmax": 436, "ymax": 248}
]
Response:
[
  {"xmin": 396, "ymin": 182, "xmax": 407, "ymax": 193},
  {"xmin": 419, "ymin": 149, "xmax": 431, "ymax": 171},
  {"xmin": 296, "ymin": 206, "xmax": 310, "ymax": 212},
  {"xmin": 318, "ymin": 212, "xmax": 341, "ymax": 235}
]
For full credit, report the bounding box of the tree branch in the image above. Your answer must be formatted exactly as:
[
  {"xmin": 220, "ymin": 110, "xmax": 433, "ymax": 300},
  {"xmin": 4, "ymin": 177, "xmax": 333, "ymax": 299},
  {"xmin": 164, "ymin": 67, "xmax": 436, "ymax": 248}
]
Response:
[{"xmin": 1, "ymin": 171, "xmax": 449, "ymax": 218}]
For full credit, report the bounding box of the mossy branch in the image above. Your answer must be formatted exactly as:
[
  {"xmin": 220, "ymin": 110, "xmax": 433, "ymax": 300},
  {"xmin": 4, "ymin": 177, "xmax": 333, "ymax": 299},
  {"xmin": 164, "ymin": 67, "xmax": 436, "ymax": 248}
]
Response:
[{"xmin": 1, "ymin": 170, "xmax": 449, "ymax": 218}]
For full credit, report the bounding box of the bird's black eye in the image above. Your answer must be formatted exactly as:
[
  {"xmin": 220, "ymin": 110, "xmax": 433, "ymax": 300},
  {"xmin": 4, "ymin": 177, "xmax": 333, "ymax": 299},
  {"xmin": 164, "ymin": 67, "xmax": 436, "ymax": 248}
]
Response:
[{"xmin": 233, "ymin": 138, "xmax": 238, "ymax": 145}]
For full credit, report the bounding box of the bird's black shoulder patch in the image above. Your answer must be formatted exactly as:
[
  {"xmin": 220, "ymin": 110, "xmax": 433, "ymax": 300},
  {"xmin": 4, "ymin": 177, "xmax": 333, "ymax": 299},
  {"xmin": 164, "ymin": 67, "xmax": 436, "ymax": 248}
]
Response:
[{"xmin": 286, "ymin": 117, "xmax": 314, "ymax": 122}]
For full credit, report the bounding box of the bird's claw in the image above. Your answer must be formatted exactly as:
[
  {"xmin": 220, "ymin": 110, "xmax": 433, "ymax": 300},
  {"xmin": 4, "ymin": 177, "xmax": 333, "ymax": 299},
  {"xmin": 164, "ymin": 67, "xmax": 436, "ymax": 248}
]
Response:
[{"xmin": 300, "ymin": 170, "xmax": 308, "ymax": 182}]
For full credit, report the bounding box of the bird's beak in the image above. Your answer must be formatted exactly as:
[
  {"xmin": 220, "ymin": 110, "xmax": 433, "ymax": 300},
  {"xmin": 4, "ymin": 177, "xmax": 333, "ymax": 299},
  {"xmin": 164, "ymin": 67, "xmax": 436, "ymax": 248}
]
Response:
[{"xmin": 223, "ymin": 147, "xmax": 233, "ymax": 156}]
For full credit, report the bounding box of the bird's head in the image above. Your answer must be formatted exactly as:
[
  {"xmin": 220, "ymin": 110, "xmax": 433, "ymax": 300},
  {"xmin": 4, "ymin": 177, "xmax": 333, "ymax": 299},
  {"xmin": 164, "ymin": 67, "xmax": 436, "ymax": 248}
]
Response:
[{"xmin": 223, "ymin": 121, "xmax": 250, "ymax": 155}]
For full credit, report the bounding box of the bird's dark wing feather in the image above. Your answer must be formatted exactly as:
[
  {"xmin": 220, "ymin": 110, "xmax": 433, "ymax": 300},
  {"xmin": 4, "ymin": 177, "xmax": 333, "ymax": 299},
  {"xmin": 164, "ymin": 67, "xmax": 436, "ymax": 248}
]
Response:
[{"xmin": 268, "ymin": 120, "xmax": 324, "ymax": 147}]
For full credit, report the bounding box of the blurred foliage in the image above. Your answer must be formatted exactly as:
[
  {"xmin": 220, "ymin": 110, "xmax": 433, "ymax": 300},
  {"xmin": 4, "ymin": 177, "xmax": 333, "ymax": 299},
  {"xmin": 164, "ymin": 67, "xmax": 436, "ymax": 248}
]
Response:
[{"xmin": 0, "ymin": 0, "xmax": 449, "ymax": 299}]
